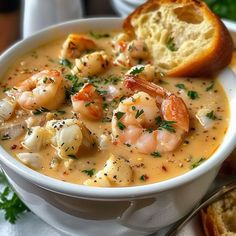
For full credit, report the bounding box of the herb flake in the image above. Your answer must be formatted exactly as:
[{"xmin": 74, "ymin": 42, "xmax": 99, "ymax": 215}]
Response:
[
  {"xmin": 117, "ymin": 121, "xmax": 126, "ymax": 130},
  {"xmin": 206, "ymin": 111, "xmax": 217, "ymax": 120},
  {"xmin": 115, "ymin": 112, "xmax": 125, "ymax": 120},
  {"xmin": 151, "ymin": 152, "xmax": 162, "ymax": 158},
  {"xmin": 155, "ymin": 116, "xmax": 176, "ymax": 133},
  {"xmin": 166, "ymin": 37, "xmax": 177, "ymax": 51},
  {"xmin": 140, "ymin": 174, "xmax": 148, "ymax": 181},
  {"xmin": 191, "ymin": 158, "xmax": 206, "ymax": 169},
  {"xmin": 206, "ymin": 82, "xmax": 214, "ymax": 91},
  {"xmin": 187, "ymin": 91, "xmax": 199, "ymax": 100},
  {"xmin": 135, "ymin": 109, "xmax": 144, "ymax": 119},
  {"xmin": 130, "ymin": 66, "xmax": 144, "ymax": 75},
  {"xmin": 90, "ymin": 32, "xmax": 110, "ymax": 39},
  {"xmin": 82, "ymin": 169, "xmax": 96, "ymax": 177},
  {"xmin": 175, "ymin": 83, "xmax": 186, "ymax": 90},
  {"xmin": 59, "ymin": 58, "xmax": 72, "ymax": 68}
]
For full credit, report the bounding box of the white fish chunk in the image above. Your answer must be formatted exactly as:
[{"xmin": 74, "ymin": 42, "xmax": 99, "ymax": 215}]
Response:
[
  {"xmin": 46, "ymin": 119, "xmax": 96, "ymax": 159},
  {"xmin": 56, "ymin": 124, "xmax": 82, "ymax": 159},
  {"xmin": 196, "ymin": 108, "xmax": 214, "ymax": 129},
  {"xmin": 0, "ymin": 98, "xmax": 16, "ymax": 122},
  {"xmin": 22, "ymin": 126, "xmax": 51, "ymax": 151},
  {"xmin": 104, "ymin": 154, "xmax": 133, "ymax": 186},
  {"xmin": 0, "ymin": 121, "xmax": 26, "ymax": 140},
  {"xmin": 17, "ymin": 153, "xmax": 42, "ymax": 170}
]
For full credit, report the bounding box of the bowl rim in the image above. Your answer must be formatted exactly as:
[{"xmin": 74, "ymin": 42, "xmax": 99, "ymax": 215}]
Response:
[{"xmin": 0, "ymin": 17, "xmax": 236, "ymax": 200}]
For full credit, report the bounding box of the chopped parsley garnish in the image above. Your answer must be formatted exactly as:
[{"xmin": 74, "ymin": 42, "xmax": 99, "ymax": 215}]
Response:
[
  {"xmin": 151, "ymin": 152, "xmax": 162, "ymax": 157},
  {"xmin": 175, "ymin": 83, "xmax": 186, "ymax": 90},
  {"xmin": 65, "ymin": 74, "xmax": 84, "ymax": 95},
  {"xmin": 155, "ymin": 116, "xmax": 176, "ymax": 133},
  {"xmin": 0, "ymin": 172, "xmax": 30, "ymax": 224},
  {"xmin": 67, "ymin": 154, "xmax": 77, "ymax": 159},
  {"xmin": 97, "ymin": 89, "xmax": 108, "ymax": 95},
  {"xmin": 166, "ymin": 37, "xmax": 177, "ymax": 51},
  {"xmin": 140, "ymin": 174, "xmax": 148, "ymax": 181},
  {"xmin": 187, "ymin": 90, "xmax": 199, "ymax": 100},
  {"xmin": 206, "ymin": 111, "xmax": 217, "ymax": 120},
  {"xmin": 59, "ymin": 58, "xmax": 72, "ymax": 68},
  {"xmin": 32, "ymin": 107, "xmax": 49, "ymax": 115},
  {"xmin": 146, "ymin": 128, "xmax": 153, "ymax": 133},
  {"xmin": 43, "ymin": 77, "xmax": 48, "ymax": 83},
  {"xmin": 191, "ymin": 158, "xmax": 206, "ymax": 169},
  {"xmin": 117, "ymin": 121, "xmax": 126, "ymax": 130},
  {"xmin": 90, "ymin": 32, "xmax": 110, "ymax": 39},
  {"xmin": 82, "ymin": 169, "xmax": 96, "ymax": 177},
  {"xmin": 115, "ymin": 111, "xmax": 125, "ymax": 120},
  {"xmin": 130, "ymin": 66, "xmax": 145, "ymax": 75},
  {"xmin": 135, "ymin": 109, "xmax": 144, "ymax": 119},
  {"xmin": 103, "ymin": 75, "xmax": 121, "ymax": 85},
  {"xmin": 3, "ymin": 88, "xmax": 10, "ymax": 93},
  {"xmin": 206, "ymin": 81, "xmax": 214, "ymax": 91}
]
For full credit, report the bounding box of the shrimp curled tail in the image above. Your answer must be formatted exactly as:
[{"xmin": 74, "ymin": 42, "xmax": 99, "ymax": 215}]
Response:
[
  {"xmin": 7, "ymin": 70, "xmax": 65, "ymax": 110},
  {"xmin": 111, "ymin": 75, "xmax": 190, "ymax": 154},
  {"xmin": 124, "ymin": 75, "xmax": 189, "ymax": 132},
  {"xmin": 71, "ymin": 83, "xmax": 103, "ymax": 120}
]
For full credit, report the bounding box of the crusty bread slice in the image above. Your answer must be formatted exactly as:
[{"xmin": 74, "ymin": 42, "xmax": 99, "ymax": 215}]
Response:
[
  {"xmin": 201, "ymin": 189, "xmax": 236, "ymax": 236},
  {"xmin": 123, "ymin": 0, "xmax": 233, "ymax": 77}
]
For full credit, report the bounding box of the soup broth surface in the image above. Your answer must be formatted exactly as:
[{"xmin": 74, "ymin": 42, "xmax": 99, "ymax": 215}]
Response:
[{"xmin": 0, "ymin": 31, "xmax": 229, "ymax": 187}]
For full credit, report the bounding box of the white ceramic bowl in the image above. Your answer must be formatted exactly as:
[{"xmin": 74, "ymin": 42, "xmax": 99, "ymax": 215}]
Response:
[{"xmin": 0, "ymin": 18, "xmax": 236, "ymax": 236}]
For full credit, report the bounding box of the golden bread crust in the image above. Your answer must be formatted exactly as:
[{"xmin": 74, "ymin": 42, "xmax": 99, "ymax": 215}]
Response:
[{"xmin": 123, "ymin": 0, "xmax": 233, "ymax": 77}]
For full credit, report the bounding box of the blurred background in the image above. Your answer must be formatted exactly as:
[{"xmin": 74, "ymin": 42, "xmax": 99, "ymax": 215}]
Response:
[{"xmin": 0, "ymin": 0, "xmax": 236, "ymax": 53}]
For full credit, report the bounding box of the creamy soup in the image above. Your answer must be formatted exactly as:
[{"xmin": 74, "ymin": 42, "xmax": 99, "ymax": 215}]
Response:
[{"xmin": 0, "ymin": 31, "xmax": 229, "ymax": 187}]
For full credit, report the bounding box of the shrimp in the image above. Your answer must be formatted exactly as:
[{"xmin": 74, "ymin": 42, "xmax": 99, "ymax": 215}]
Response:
[
  {"xmin": 113, "ymin": 39, "xmax": 149, "ymax": 67},
  {"xmin": 111, "ymin": 75, "xmax": 189, "ymax": 154},
  {"xmin": 7, "ymin": 70, "xmax": 65, "ymax": 110},
  {"xmin": 61, "ymin": 34, "xmax": 96, "ymax": 59},
  {"xmin": 71, "ymin": 83, "xmax": 103, "ymax": 120},
  {"xmin": 71, "ymin": 51, "xmax": 109, "ymax": 77}
]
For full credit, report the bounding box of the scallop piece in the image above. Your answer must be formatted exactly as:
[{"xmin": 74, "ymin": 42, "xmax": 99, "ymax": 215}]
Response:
[
  {"xmin": 196, "ymin": 108, "xmax": 214, "ymax": 129},
  {"xmin": 83, "ymin": 170, "xmax": 111, "ymax": 187},
  {"xmin": 0, "ymin": 98, "xmax": 16, "ymax": 122},
  {"xmin": 47, "ymin": 119, "xmax": 96, "ymax": 159},
  {"xmin": 103, "ymin": 154, "xmax": 133, "ymax": 186},
  {"xmin": 22, "ymin": 126, "xmax": 51, "ymax": 151},
  {"xmin": 71, "ymin": 51, "xmax": 109, "ymax": 77},
  {"xmin": 55, "ymin": 124, "xmax": 82, "ymax": 159},
  {"xmin": 0, "ymin": 121, "xmax": 26, "ymax": 140},
  {"xmin": 17, "ymin": 153, "xmax": 42, "ymax": 170}
]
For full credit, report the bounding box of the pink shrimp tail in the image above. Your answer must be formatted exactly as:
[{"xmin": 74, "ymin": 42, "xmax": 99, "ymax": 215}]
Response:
[{"xmin": 124, "ymin": 75, "xmax": 166, "ymax": 98}]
